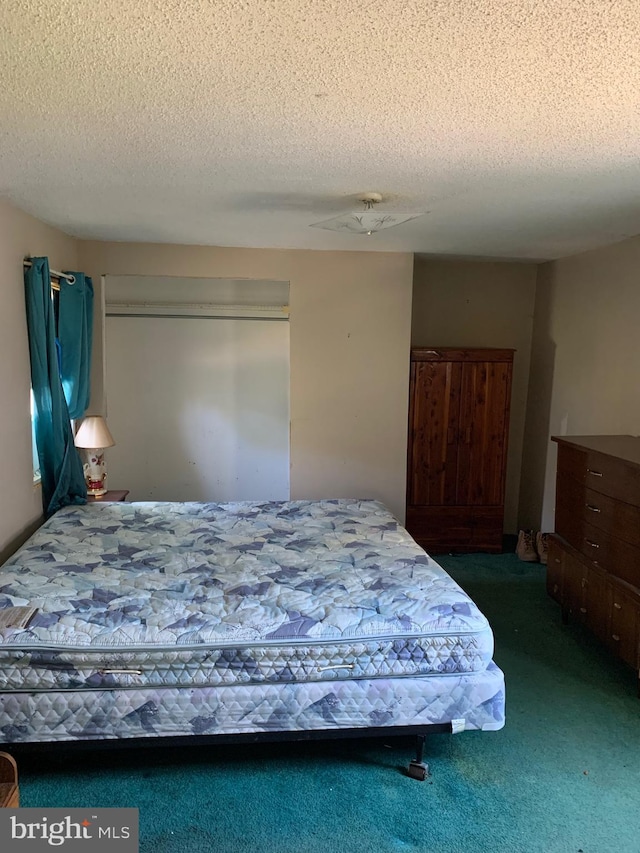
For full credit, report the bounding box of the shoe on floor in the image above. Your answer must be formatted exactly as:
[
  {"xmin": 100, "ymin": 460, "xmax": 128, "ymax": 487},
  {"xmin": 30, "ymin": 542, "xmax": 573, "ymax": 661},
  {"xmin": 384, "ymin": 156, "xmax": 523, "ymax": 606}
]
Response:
[
  {"xmin": 536, "ymin": 532, "xmax": 549, "ymax": 565},
  {"xmin": 516, "ymin": 529, "xmax": 539, "ymax": 562}
]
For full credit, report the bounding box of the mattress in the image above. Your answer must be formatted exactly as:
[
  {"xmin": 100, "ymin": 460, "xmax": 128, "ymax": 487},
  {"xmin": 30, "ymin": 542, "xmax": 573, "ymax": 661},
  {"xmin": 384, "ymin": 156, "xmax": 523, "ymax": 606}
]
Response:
[
  {"xmin": 0, "ymin": 500, "xmax": 494, "ymax": 692},
  {"xmin": 0, "ymin": 664, "xmax": 505, "ymax": 743}
]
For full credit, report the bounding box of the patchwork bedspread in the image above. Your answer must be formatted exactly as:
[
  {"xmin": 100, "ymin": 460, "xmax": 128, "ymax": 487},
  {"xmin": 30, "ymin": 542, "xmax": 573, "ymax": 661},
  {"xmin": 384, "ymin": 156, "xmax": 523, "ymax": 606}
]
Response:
[{"xmin": 0, "ymin": 500, "xmax": 494, "ymax": 691}]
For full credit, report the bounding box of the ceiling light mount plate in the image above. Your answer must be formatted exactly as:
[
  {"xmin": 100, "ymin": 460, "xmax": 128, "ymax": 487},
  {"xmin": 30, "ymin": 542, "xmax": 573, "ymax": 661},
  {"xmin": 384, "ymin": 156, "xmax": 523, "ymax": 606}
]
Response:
[
  {"xmin": 359, "ymin": 192, "xmax": 383, "ymax": 207},
  {"xmin": 310, "ymin": 192, "xmax": 422, "ymax": 235}
]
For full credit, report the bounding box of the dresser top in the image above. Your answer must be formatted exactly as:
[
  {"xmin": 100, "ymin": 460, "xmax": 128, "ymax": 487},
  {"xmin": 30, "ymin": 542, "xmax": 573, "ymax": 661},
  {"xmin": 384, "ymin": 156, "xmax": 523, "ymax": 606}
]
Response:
[{"xmin": 552, "ymin": 434, "xmax": 640, "ymax": 466}]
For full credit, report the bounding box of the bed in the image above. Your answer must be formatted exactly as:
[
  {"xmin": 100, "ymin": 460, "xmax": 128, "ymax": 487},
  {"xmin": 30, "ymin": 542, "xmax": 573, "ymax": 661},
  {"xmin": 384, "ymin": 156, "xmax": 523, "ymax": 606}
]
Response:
[{"xmin": 0, "ymin": 499, "xmax": 504, "ymax": 779}]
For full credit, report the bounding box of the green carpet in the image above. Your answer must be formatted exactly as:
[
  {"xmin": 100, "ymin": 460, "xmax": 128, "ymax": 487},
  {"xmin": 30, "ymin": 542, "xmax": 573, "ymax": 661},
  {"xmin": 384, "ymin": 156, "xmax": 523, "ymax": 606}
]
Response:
[{"xmin": 15, "ymin": 555, "xmax": 640, "ymax": 853}]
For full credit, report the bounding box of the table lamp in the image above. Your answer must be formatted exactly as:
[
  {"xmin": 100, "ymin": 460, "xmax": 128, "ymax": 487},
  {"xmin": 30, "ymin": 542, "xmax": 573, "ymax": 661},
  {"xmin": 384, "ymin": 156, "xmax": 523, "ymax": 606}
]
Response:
[{"xmin": 74, "ymin": 416, "xmax": 116, "ymax": 497}]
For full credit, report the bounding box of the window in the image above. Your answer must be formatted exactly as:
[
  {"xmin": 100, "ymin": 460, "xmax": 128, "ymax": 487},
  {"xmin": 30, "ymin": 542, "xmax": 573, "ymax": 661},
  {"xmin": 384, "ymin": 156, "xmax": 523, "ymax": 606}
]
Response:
[{"xmin": 30, "ymin": 389, "xmax": 41, "ymax": 484}]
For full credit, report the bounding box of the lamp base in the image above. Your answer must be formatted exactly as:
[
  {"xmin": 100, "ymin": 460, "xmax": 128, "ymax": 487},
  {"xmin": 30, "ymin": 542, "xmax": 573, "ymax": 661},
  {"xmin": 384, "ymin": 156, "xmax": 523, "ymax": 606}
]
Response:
[
  {"xmin": 83, "ymin": 450, "xmax": 108, "ymax": 497},
  {"xmin": 87, "ymin": 484, "xmax": 108, "ymax": 497}
]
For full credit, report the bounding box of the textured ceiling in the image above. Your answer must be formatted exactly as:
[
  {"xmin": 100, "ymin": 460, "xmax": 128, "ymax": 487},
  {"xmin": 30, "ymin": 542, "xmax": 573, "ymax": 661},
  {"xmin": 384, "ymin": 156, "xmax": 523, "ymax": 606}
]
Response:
[{"xmin": 2, "ymin": 1, "xmax": 640, "ymax": 259}]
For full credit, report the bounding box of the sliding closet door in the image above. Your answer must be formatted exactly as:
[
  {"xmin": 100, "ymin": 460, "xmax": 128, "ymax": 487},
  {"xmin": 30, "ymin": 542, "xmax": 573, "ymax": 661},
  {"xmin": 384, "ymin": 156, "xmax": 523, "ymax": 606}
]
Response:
[{"xmin": 105, "ymin": 316, "xmax": 290, "ymax": 502}]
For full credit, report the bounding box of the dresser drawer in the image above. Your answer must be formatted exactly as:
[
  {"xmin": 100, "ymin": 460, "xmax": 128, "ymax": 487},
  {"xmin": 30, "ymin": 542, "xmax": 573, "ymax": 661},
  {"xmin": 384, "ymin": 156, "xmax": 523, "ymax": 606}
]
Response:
[
  {"xmin": 580, "ymin": 485, "xmax": 640, "ymax": 547},
  {"xmin": 557, "ymin": 443, "xmax": 640, "ymax": 504},
  {"xmin": 546, "ymin": 535, "xmax": 564, "ymax": 602},
  {"xmin": 551, "ymin": 533, "xmax": 640, "ymax": 669},
  {"xmin": 406, "ymin": 505, "xmax": 503, "ymax": 553},
  {"xmin": 556, "ymin": 476, "xmax": 640, "ymax": 549},
  {"xmin": 609, "ymin": 587, "xmax": 640, "ymax": 669},
  {"xmin": 582, "ymin": 450, "xmax": 640, "ymax": 505},
  {"xmin": 578, "ymin": 520, "xmax": 640, "ymax": 589},
  {"xmin": 555, "ymin": 475, "xmax": 587, "ymax": 546},
  {"xmin": 560, "ymin": 541, "xmax": 588, "ymax": 617},
  {"xmin": 557, "ymin": 444, "xmax": 588, "ymax": 484},
  {"xmin": 582, "ymin": 562, "xmax": 611, "ymax": 644}
]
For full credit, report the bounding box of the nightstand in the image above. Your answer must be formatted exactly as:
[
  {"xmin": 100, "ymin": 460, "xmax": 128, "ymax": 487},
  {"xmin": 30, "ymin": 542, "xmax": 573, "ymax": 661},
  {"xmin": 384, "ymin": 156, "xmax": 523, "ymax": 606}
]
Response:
[{"xmin": 87, "ymin": 490, "xmax": 130, "ymax": 503}]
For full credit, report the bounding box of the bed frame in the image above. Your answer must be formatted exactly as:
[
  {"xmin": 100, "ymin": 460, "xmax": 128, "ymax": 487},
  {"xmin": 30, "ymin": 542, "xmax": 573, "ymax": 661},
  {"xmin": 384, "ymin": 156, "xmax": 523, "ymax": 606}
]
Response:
[{"xmin": 5, "ymin": 723, "xmax": 453, "ymax": 782}]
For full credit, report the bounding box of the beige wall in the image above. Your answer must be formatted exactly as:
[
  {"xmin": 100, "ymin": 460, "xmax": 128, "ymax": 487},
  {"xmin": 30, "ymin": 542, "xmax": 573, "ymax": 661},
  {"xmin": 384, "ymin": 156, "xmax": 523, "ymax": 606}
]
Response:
[
  {"xmin": 520, "ymin": 236, "xmax": 640, "ymax": 532},
  {"xmin": 78, "ymin": 241, "xmax": 414, "ymax": 521},
  {"xmin": 0, "ymin": 199, "xmax": 78, "ymax": 561},
  {"xmin": 5, "ymin": 199, "xmax": 638, "ymax": 552},
  {"xmin": 411, "ymin": 257, "xmax": 538, "ymax": 533}
]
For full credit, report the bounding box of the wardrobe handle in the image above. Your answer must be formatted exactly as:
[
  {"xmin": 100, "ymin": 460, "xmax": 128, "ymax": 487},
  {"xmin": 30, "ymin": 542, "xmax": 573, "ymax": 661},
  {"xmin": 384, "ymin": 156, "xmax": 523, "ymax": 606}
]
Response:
[
  {"xmin": 580, "ymin": 607, "xmax": 587, "ymax": 614},
  {"xmin": 613, "ymin": 602, "xmax": 622, "ymax": 610},
  {"xmin": 585, "ymin": 504, "xmax": 601, "ymax": 513},
  {"xmin": 611, "ymin": 634, "xmax": 620, "ymax": 642},
  {"xmin": 424, "ymin": 350, "xmax": 442, "ymax": 357},
  {"xmin": 584, "ymin": 539, "xmax": 600, "ymax": 549},
  {"xmin": 586, "ymin": 469, "xmax": 603, "ymax": 477}
]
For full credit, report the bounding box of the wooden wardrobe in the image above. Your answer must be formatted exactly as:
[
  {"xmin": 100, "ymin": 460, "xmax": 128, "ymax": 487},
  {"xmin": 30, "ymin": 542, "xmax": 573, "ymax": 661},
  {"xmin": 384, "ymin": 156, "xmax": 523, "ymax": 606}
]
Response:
[{"xmin": 406, "ymin": 348, "xmax": 514, "ymax": 554}]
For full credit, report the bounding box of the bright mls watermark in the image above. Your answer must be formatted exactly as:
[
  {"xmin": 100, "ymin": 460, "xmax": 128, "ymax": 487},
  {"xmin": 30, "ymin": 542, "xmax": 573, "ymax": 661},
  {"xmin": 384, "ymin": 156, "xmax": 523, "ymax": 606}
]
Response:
[{"xmin": 0, "ymin": 809, "xmax": 138, "ymax": 851}]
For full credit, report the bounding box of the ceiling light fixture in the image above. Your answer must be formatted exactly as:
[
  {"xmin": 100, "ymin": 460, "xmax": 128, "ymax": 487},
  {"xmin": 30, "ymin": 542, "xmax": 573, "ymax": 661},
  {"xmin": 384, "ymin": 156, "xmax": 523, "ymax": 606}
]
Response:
[{"xmin": 310, "ymin": 193, "xmax": 422, "ymax": 235}]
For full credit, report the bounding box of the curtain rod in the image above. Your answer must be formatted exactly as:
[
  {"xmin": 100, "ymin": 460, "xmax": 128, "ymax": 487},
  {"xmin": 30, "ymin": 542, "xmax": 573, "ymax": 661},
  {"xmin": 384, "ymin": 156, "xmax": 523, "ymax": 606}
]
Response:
[{"xmin": 23, "ymin": 260, "xmax": 76, "ymax": 285}]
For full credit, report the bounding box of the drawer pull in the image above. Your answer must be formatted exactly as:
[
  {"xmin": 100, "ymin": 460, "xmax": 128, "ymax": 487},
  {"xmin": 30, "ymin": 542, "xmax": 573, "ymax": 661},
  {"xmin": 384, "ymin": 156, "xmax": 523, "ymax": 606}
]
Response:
[
  {"xmin": 579, "ymin": 607, "xmax": 587, "ymax": 614},
  {"xmin": 612, "ymin": 634, "xmax": 620, "ymax": 642},
  {"xmin": 585, "ymin": 504, "xmax": 601, "ymax": 513},
  {"xmin": 586, "ymin": 468, "xmax": 603, "ymax": 477},
  {"xmin": 584, "ymin": 539, "xmax": 600, "ymax": 549},
  {"xmin": 613, "ymin": 602, "xmax": 622, "ymax": 610}
]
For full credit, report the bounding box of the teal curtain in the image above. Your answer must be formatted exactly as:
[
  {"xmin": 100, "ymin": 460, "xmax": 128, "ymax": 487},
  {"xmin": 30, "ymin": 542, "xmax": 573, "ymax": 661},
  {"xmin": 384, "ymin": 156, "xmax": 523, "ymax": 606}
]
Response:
[
  {"xmin": 58, "ymin": 272, "xmax": 93, "ymax": 419},
  {"xmin": 24, "ymin": 257, "xmax": 87, "ymax": 514}
]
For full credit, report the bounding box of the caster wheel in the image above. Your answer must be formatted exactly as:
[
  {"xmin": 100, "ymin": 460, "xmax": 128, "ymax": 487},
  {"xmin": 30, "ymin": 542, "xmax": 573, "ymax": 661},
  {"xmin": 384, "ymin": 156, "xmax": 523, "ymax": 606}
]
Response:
[{"xmin": 407, "ymin": 760, "xmax": 428, "ymax": 781}]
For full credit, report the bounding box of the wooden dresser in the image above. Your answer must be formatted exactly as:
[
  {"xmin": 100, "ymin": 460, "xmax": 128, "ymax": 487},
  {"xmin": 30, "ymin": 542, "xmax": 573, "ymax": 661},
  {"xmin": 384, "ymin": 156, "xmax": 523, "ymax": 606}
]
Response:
[
  {"xmin": 549, "ymin": 435, "xmax": 640, "ymax": 687},
  {"xmin": 406, "ymin": 347, "xmax": 514, "ymax": 553}
]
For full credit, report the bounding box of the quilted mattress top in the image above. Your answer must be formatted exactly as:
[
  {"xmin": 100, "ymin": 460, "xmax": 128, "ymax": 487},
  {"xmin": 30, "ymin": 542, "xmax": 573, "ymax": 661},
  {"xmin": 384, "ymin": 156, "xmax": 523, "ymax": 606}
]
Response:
[{"xmin": 0, "ymin": 500, "xmax": 494, "ymax": 689}]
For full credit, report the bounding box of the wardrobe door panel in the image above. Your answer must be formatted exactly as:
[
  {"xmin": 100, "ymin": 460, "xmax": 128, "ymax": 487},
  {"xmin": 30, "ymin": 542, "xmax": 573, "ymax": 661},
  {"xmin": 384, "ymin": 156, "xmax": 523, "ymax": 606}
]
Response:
[
  {"xmin": 407, "ymin": 360, "xmax": 461, "ymax": 506},
  {"xmin": 458, "ymin": 361, "xmax": 511, "ymax": 506}
]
